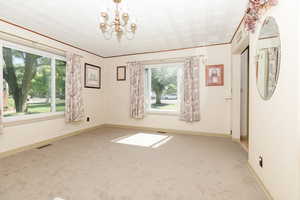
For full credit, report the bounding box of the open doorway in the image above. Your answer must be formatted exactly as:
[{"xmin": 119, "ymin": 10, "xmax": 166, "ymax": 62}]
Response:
[{"xmin": 240, "ymin": 47, "xmax": 249, "ymax": 151}]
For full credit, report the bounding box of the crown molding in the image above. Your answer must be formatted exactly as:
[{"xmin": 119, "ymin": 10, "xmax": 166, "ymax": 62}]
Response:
[
  {"xmin": 0, "ymin": 18, "xmax": 105, "ymax": 58},
  {"xmin": 103, "ymin": 42, "xmax": 231, "ymax": 58},
  {"xmin": 99, "ymin": 15, "xmax": 245, "ymax": 58},
  {"xmin": 230, "ymin": 14, "xmax": 246, "ymax": 43},
  {"xmin": 0, "ymin": 15, "xmax": 245, "ymax": 59}
]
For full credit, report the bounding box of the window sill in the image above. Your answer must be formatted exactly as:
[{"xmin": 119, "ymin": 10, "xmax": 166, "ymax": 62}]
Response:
[
  {"xmin": 147, "ymin": 110, "xmax": 179, "ymax": 116},
  {"xmin": 3, "ymin": 112, "xmax": 65, "ymax": 127}
]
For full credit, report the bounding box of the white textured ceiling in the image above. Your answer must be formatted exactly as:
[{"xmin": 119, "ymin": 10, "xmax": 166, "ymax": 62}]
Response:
[{"xmin": 0, "ymin": 0, "xmax": 247, "ymax": 57}]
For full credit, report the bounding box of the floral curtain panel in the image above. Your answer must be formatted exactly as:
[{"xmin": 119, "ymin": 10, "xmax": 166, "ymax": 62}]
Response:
[
  {"xmin": 180, "ymin": 56, "xmax": 205, "ymax": 122},
  {"xmin": 0, "ymin": 54, "xmax": 3, "ymax": 134},
  {"xmin": 129, "ymin": 61, "xmax": 145, "ymax": 119},
  {"xmin": 65, "ymin": 53, "xmax": 85, "ymax": 122}
]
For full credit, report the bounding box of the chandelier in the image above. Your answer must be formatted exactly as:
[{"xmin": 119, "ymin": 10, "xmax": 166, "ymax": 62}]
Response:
[{"xmin": 99, "ymin": 0, "xmax": 137, "ymax": 41}]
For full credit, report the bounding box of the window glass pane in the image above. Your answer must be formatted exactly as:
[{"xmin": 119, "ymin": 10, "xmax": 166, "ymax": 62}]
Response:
[
  {"xmin": 150, "ymin": 66, "xmax": 178, "ymax": 111},
  {"xmin": 55, "ymin": 59, "xmax": 66, "ymax": 112},
  {"xmin": 3, "ymin": 46, "xmax": 51, "ymax": 117}
]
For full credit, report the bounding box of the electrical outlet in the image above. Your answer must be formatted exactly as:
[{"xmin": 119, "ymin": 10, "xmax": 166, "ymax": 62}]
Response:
[
  {"xmin": 86, "ymin": 117, "xmax": 90, "ymax": 122},
  {"xmin": 259, "ymin": 155, "xmax": 263, "ymax": 168}
]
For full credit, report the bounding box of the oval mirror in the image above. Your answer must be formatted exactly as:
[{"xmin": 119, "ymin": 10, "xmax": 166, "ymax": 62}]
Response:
[{"xmin": 256, "ymin": 16, "xmax": 281, "ymax": 100}]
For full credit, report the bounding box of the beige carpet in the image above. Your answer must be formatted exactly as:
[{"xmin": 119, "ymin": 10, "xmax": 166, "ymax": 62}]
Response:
[{"xmin": 0, "ymin": 127, "xmax": 266, "ymax": 200}]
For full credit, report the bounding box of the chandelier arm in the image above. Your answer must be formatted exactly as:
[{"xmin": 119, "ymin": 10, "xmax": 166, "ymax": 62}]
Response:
[
  {"xmin": 103, "ymin": 28, "xmax": 113, "ymax": 40},
  {"xmin": 124, "ymin": 25, "xmax": 129, "ymax": 33},
  {"xmin": 120, "ymin": 21, "xmax": 125, "ymax": 27},
  {"xmin": 124, "ymin": 31, "xmax": 134, "ymax": 40},
  {"xmin": 123, "ymin": 25, "xmax": 135, "ymax": 40},
  {"xmin": 122, "ymin": 19, "xmax": 130, "ymax": 27},
  {"xmin": 107, "ymin": 23, "xmax": 114, "ymax": 28},
  {"xmin": 124, "ymin": 25, "xmax": 134, "ymax": 33},
  {"xmin": 119, "ymin": 14, "xmax": 128, "ymax": 27}
]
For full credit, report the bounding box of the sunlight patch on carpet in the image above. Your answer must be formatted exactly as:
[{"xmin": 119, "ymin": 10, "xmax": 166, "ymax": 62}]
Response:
[{"xmin": 112, "ymin": 133, "xmax": 173, "ymax": 148}]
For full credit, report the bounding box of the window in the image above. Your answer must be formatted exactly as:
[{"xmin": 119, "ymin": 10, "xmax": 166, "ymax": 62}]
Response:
[
  {"xmin": 145, "ymin": 63, "xmax": 182, "ymax": 113},
  {"xmin": 2, "ymin": 42, "xmax": 66, "ymax": 118},
  {"xmin": 55, "ymin": 59, "xmax": 66, "ymax": 112}
]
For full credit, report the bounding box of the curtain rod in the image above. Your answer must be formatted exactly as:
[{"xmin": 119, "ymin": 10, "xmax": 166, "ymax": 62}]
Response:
[
  {"xmin": 0, "ymin": 30, "xmax": 83, "ymax": 58},
  {"xmin": 138, "ymin": 55, "xmax": 206, "ymax": 65}
]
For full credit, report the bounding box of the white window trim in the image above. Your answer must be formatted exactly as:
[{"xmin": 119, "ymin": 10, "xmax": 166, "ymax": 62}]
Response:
[
  {"xmin": 0, "ymin": 39, "xmax": 66, "ymax": 122},
  {"xmin": 146, "ymin": 110, "xmax": 179, "ymax": 116},
  {"xmin": 3, "ymin": 112, "xmax": 64, "ymax": 124},
  {"xmin": 1, "ymin": 41, "xmax": 65, "ymax": 61},
  {"xmin": 145, "ymin": 63, "xmax": 183, "ymax": 115}
]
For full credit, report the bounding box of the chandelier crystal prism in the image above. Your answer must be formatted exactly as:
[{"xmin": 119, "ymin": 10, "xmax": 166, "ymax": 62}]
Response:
[{"xmin": 99, "ymin": 0, "xmax": 137, "ymax": 41}]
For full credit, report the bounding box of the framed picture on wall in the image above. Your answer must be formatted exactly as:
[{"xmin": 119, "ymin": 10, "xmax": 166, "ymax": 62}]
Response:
[
  {"xmin": 206, "ymin": 64, "xmax": 224, "ymax": 86},
  {"xmin": 84, "ymin": 63, "xmax": 101, "ymax": 89},
  {"xmin": 116, "ymin": 66, "xmax": 126, "ymax": 81}
]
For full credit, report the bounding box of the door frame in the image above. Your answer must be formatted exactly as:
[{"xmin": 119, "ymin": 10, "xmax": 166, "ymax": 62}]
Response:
[{"xmin": 240, "ymin": 46, "xmax": 250, "ymax": 143}]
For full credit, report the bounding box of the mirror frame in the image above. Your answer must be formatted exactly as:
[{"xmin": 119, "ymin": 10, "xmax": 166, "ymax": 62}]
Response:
[{"xmin": 256, "ymin": 16, "xmax": 281, "ymax": 101}]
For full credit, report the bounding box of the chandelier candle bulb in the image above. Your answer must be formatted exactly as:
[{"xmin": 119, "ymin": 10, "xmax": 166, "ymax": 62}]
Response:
[
  {"xmin": 131, "ymin": 23, "xmax": 137, "ymax": 32},
  {"xmin": 122, "ymin": 13, "xmax": 129, "ymax": 22},
  {"xmin": 101, "ymin": 12, "xmax": 108, "ymax": 20},
  {"xmin": 100, "ymin": 23, "xmax": 107, "ymax": 31}
]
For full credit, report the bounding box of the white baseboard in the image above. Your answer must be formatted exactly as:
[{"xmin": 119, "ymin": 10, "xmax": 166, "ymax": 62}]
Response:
[
  {"xmin": 103, "ymin": 123, "xmax": 231, "ymax": 138},
  {"xmin": 1, "ymin": 123, "xmax": 230, "ymax": 159},
  {"xmin": 247, "ymin": 162, "xmax": 274, "ymax": 200},
  {"xmin": 0, "ymin": 124, "xmax": 104, "ymax": 159}
]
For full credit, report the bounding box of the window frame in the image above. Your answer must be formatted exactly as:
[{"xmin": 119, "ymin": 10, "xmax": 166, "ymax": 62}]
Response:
[
  {"xmin": 0, "ymin": 40, "xmax": 66, "ymax": 122},
  {"xmin": 145, "ymin": 62, "xmax": 183, "ymax": 115}
]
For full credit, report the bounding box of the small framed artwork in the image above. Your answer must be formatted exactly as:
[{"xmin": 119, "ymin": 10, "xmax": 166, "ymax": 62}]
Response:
[
  {"xmin": 116, "ymin": 66, "xmax": 126, "ymax": 81},
  {"xmin": 84, "ymin": 63, "xmax": 101, "ymax": 89},
  {"xmin": 206, "ymin": 64, "xmax": 224, "ymax": 86}
]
